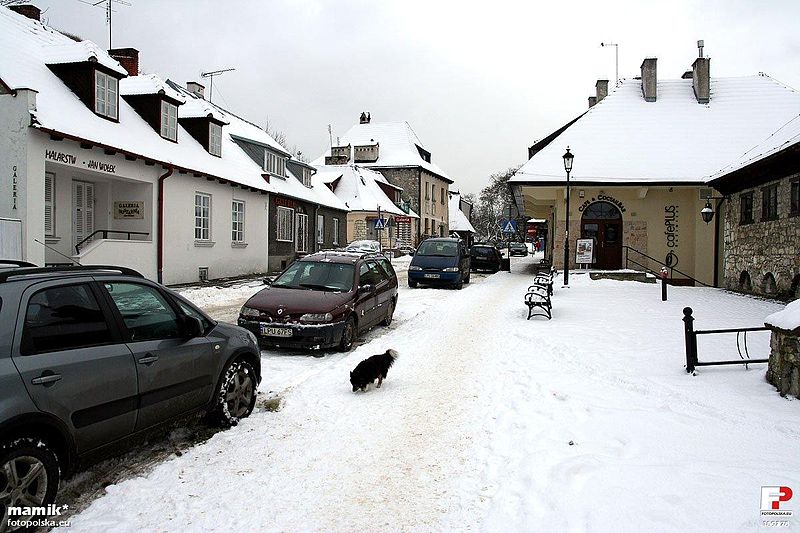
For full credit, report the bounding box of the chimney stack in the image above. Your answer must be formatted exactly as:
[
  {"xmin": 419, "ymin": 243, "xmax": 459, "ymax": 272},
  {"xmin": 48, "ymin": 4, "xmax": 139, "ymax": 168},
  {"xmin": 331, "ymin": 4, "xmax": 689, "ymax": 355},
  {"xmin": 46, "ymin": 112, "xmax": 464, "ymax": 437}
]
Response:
[
  {"xmin": 186, "ymin": 81, "xmax": 205, "ymax": 99},
  {"xmin": 691, "ymin": 40, "xmax": 710, "ymax": 104},
  {"xmin": 359, "ymin": 111, "xmax": 371, "ymax": 124},
  {"xmin": 595, "ymin": 80, "xmax": 609, "ymax": 103},
  {"xmin": 640, "ymin": 57, "xmax": 657, "ymax": 102},
  {"xmin": 9, "ymin": 4, "xmax": 41, "ymax": 21},
  {"xmin": 588, "ymin": 96, "xmax": 597, "ymax": 108},
  {"xmin": 108, "ymin": 48, "xmax": 139, "ymax": 77}
]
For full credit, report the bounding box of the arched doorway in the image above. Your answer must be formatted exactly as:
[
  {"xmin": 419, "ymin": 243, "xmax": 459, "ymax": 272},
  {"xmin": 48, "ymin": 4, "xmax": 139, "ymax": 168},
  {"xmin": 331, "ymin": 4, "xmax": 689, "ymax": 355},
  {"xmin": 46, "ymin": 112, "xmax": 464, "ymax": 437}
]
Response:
[{"xmin": 580, "ymin": 201, "xmax": 622, "ymax": 269}]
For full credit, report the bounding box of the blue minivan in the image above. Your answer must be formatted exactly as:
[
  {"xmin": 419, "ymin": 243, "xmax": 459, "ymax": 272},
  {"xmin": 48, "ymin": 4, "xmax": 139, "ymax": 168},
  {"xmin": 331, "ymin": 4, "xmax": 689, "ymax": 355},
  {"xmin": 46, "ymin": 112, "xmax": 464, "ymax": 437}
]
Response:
[{"xmin": 408, "ymin": 237, "xmax": 471, "ymax": 289}]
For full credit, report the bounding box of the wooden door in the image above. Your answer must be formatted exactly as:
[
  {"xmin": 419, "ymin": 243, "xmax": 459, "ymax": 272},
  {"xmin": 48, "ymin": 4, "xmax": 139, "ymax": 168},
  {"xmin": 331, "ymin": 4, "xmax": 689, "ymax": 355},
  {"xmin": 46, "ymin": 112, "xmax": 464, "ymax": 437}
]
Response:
[{"xmin": 580, "ymin": 201, "xmax": 622, "ymax": 270}]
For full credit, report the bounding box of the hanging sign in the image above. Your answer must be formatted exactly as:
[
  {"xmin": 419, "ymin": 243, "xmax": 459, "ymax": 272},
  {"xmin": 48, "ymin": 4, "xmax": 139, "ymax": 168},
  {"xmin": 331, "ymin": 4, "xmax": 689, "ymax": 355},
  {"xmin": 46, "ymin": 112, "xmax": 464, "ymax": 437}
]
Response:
[{"xmin": 576, "ymin": 238, "xmax": 594, "ymax": 264}]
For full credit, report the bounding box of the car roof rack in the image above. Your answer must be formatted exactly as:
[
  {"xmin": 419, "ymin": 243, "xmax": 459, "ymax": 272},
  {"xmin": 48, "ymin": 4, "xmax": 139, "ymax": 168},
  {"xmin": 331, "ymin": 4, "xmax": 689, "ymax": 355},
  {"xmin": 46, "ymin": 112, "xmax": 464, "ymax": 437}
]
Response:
[
  {"xmin": 0, "ymin": 260, "xmax": 38, "ymax": 268},
  {"xmin": 0, "ymin": 264, "xmax": 144, "ymax": 283}
]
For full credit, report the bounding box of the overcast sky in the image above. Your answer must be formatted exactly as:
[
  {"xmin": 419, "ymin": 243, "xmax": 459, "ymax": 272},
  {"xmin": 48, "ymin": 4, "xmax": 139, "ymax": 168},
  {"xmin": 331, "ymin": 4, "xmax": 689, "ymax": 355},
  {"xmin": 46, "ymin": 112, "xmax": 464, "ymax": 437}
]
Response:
[{"xmin": 30, "ymin": 0, "xmax": 800, "ymax": 196}]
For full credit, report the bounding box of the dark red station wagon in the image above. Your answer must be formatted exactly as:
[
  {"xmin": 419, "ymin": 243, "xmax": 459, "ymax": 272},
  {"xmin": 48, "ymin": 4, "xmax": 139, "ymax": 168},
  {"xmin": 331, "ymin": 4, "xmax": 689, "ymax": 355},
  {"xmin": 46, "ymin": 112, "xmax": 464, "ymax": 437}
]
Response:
[{"xmin": 238, "ymin": 251, "xmax": 398, "ymax": 351}]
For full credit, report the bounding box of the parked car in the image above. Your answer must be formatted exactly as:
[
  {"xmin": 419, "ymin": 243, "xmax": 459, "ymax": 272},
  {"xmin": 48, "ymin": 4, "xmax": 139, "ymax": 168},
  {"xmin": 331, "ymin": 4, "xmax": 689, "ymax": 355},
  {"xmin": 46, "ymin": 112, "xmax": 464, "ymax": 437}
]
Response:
[
  {"xmin": 239, "ymin": 251, "xmax": 398, "ymax": 352},
  {"xmin": 408, "ymin": 237, "xmax": 471, "ymax": 289},
  {"xmin": 470, "ymin": 244, "xmax": 503, "ymax": 272},
  {"xmin": 0, "ymin": 264, "xmax": 261, "ymax": 514},
  {"xmin": 509, "ymin": 242, "xmax": 529, "ymax": 256},
  {"xmin": 345, "ymin": 240, "xmax": 381, "ymax": 253},
  {"xmin": 396, "ymin": 245, "xmax": 415, "ymax": 256}
]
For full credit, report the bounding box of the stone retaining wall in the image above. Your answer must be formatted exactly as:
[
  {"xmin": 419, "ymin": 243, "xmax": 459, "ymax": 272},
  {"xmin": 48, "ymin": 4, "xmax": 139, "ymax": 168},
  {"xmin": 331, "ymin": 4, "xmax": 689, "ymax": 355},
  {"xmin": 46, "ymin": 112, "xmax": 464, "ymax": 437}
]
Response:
[{"xmin": 766, "ymin": 329, "xmax": 800, "ymax": 398}]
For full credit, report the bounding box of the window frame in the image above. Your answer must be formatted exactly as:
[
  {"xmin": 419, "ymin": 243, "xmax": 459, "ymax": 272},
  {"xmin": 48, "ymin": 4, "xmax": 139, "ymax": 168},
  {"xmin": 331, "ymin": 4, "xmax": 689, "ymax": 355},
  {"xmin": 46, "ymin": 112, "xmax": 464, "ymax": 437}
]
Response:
[
  {"xmin": 160, "ymin": 100, "xmax": 178, "ymax": 142},
  {"xmin": 739, "ymin": 192, "xmax": 754, "ymax": 225},
  {"xmin": 209, "ymin": 122, "xmax": 222, "ymax": 157},
  {"xmin": 264, "ymin": 150, "xmax": 286, "ymax": 177},
  {"xmin": 276, "ymin": 205, "xmax": 294, "ymax": 242},
  {"xmin": 332, "ymin": 217, "xmax": 340, "ymax": 245},
  {"xmin": 790, "ymin": 178, "xmax": 799, "ymax": 217},
  {"xmin": 316, "ymin": 214, "xmax": 324, "ymax": 244},
  {"xmin": 231, "ymin": 200, "xmax": 245, "ymax": 243},
  {"xmin": 94, "ymin": 70, "xmax": 119, "ymax": 120},
  {"xmin": 761, "ymin": 183, "xmax": 778, "ymax": 221},
  {"xmin": 195, "ymin": 192, "xmax": 212, "ymax": 241},
  {"xmin": 296, "ymin": 213, "xmax": 309, "ymax": 253}
]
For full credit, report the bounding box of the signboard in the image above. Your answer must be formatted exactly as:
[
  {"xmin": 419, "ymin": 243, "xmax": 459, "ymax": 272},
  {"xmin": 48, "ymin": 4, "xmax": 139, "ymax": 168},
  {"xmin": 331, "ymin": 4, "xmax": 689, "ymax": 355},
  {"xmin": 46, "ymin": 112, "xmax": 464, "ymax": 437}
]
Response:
[
  {"xmin": 500, "ymin": 219, "xmax": 517, "ymax": 234},
  {"xmin": 394, "ymin": 215, "xmax": 411, "ymax": 223},
  {"xmin": 576, "ymin": 238, "xmax": 594, "ymax": 264},
  {"xmin": 114, "ymin": 201, "xmax": 144, "ymax": 219},
  {"xmin": 45, "ymin": 149, "xmax": 117, "ymax": 174},
  {"xmin": 374, "ymin": 218, "xmax": 386, "ymax": 230}
]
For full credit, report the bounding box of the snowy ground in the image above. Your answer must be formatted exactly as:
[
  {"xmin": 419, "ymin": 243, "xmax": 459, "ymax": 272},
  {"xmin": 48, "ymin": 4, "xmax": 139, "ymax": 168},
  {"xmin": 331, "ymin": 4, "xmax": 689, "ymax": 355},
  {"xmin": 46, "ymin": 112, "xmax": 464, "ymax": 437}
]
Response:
[{"xmin": 59, "ymin": 254, "xmax": 799, "ymax": 532}]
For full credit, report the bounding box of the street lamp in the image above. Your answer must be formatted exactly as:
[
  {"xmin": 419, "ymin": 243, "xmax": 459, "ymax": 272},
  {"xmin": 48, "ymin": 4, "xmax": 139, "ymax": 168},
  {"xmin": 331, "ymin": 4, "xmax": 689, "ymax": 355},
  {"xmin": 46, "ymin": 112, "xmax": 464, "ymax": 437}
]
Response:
[
  {"xmin": 700, "ymin": 196, "xmax": 727, "ymax": 224},
  {"xmin": 562, "ymin": 147, "xmax": 574, "ymax": 286}
]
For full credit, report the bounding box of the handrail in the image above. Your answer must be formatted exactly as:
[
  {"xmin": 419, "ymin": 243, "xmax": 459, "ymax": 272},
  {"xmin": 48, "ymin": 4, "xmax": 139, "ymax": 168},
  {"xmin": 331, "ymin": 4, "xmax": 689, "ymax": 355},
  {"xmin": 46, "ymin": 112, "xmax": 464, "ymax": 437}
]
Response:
[
  {"xmin": 623, "ymin": 245, "xmax": 709, "ymax": 287},
  {"xmin": 75, "ymin": 230, "xmax": 150, "ymax": 254}
]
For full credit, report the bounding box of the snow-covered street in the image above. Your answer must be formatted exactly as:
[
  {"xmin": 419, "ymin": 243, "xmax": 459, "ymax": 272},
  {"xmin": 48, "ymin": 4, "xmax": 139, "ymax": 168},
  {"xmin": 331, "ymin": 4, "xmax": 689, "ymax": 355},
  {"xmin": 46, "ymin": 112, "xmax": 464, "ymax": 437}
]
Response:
[{"xmin": 60, "ymin": 255, "xmax": 798, "ymax": 532}]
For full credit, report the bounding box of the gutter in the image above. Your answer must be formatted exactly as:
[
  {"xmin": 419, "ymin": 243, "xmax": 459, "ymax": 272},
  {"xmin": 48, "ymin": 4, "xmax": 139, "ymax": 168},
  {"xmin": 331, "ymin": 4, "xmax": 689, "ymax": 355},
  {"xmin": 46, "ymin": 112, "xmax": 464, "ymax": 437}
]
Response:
[{"xmin": 157, "ymin": 166, "xmax": 174, "ymax": 284}]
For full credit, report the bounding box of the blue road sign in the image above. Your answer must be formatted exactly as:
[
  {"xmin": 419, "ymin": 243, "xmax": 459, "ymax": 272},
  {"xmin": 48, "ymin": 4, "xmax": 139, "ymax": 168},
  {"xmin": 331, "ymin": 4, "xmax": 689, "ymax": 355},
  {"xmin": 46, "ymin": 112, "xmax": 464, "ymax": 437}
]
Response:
[
  {"xmin": 374, "ymin": 218, "xmax": 387, "ymax": 230},
  {"xmin": 500, "ymin": 219, "xmax": 517, "ymax": 234}
]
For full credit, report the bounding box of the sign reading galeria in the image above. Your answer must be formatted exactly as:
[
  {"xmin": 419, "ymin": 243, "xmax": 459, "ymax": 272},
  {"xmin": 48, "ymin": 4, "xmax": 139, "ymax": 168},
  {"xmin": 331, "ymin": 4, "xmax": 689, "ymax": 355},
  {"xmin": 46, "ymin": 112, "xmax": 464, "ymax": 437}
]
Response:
[
  {"xmin": 114, "ymin": 201, "xmax": 144, "ymax": 219},
  {"xmin": 576, "ymin": 238, "xmax": 594, "ymax": 264}
]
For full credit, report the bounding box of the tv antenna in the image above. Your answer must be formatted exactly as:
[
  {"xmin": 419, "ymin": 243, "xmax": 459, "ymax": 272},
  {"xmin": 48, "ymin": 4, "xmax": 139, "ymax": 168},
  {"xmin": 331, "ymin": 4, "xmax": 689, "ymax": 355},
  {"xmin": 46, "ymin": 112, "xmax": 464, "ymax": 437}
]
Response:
[
  {"xmin": 600, "ymin": 42, "xmax": 619, "ymax": 86},
  {"xmin": 77, "ymin": 0, "xmax": 132, "ymax": 49},
  {"xmin": 200, "ymin": 68, "xmax": 236, "ymax": 103}
]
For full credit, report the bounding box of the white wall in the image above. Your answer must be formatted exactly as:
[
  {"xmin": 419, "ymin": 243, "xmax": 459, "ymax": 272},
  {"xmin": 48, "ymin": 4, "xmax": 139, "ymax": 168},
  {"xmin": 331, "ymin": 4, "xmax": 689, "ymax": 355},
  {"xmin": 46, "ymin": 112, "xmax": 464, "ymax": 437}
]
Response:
[
  {"xmin": 76, "ymin": 239, "xmax": 156, "ymax": 279},
  {"xmin": 162, "ymin": 175, "xmax": 269, "ymax": 285}
]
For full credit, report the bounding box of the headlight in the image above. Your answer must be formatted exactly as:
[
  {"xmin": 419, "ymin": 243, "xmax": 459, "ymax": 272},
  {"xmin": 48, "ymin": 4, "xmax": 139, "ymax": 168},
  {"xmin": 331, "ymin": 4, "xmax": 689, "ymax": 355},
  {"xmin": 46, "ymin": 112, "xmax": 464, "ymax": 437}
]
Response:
[
  {"xmin": 300, "ymin": 312, "xmax": 333, "ymax": 323},
  {"xmin": 240, "ymin": 306, "xmax": 261, "ymax": 318},
  {"xmin": 409, "ymin": 265, "xmax": 422, "ymax": 271},
  {"xmin": 443, "ymin": 267, "xmax": 459, "ymax": 272},
  {"xmin": 246, "ymin": 330, "xmax": 258, "ymax": 346}
]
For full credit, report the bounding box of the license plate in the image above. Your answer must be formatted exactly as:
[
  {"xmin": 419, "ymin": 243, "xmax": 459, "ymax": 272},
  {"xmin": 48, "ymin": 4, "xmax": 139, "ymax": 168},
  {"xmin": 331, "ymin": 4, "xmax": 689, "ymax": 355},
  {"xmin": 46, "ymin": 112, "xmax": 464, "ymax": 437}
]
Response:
[
  {"xmin": 423, "ymin": 273, "xmax": 440, "ymax": 279},
  {"xmin": 260, "ymin": 325, "xmax": 293, "ymax": 337}
]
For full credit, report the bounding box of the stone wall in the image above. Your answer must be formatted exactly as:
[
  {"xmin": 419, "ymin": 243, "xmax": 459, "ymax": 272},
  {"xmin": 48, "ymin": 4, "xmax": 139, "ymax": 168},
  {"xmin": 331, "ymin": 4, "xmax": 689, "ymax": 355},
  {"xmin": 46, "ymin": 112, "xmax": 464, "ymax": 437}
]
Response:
[
  {"xmin": 766, "ymin": 329, "xmax": 800, "ymax": 398},
  {"xmin": 376, "ymin": 168, "xmax": 419, "ymax": 213},
  {"xmin": 723, "ymin": 175, "xmax": 800, "ymax": 299}
]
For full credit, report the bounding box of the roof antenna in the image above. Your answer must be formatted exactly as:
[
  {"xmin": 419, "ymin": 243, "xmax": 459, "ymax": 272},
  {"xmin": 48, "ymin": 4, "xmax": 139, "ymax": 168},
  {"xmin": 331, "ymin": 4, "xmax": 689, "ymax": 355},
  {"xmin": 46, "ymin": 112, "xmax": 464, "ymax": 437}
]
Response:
[
  {"xmin": 328, "ymin": 124, "xmax": 333, "ymax": 148},
  {"xmin": 77, "ymin": 0, "xmax": 132, "ymax": 49},
  {"xmin": 600, "ymin": 42, "xmax": 619, "ymax": 86},
  {"xmin": 697, "ymin": 39, "xmax": 704, "ymax": 58},
  {"xmin": 200, "ymin": 67, "xmax": 236, "ymax": 103}
]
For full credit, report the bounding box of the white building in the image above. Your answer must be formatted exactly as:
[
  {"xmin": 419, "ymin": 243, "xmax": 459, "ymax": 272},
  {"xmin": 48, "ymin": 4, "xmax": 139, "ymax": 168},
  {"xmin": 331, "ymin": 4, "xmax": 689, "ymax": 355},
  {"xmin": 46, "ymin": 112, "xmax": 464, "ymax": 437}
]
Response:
[{"xmin": 448, "ymin": 191, "xmax": 475, "ymax": 243}]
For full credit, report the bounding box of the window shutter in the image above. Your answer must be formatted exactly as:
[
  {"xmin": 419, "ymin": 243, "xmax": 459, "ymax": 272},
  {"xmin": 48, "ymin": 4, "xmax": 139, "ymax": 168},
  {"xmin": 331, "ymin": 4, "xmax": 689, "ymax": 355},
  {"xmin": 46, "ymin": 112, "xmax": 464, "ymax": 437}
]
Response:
[
  {"xmin": 85, "ymin": 183, "xmax": 95, "ymax": 241},
  {"xmin": 44, "ymin": 173, "xmax": 54, "ymax": 236}
]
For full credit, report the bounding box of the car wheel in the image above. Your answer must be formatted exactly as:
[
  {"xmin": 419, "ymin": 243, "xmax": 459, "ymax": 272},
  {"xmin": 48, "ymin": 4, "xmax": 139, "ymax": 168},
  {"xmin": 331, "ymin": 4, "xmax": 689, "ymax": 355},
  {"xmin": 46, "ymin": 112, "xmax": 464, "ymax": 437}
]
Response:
[
  {"xmin": 339, "ymin": 316, "xmax": 357, "ymax": 352},
  {"xmin": 454, "ymin": 277, "xmax": 463, "ymax": 290},
  {"xmin": 382, "ymin": 299, "xmax": 395, "ymax": 327},
  {"xmin": 211, "ymin": 357, "xmax": 258, "ymax": 427},
  {"xmin": 465, "ymin": 271, "xmax": 471, "ymax": 284},
  {"xmin": 0, "ymin": 438, "xmax": 60, "ymax": 521},
  {"xmin": 408, "ymin": 279, "xmax": 418, "ymax": 288}
]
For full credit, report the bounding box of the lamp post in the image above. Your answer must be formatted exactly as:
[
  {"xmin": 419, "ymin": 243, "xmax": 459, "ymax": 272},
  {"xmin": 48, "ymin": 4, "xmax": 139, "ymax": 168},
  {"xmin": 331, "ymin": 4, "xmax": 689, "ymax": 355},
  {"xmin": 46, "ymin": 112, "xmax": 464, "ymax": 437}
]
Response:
[{"xmin": 562, "ymin": 147, "xmax": 574, "ymax": 286}]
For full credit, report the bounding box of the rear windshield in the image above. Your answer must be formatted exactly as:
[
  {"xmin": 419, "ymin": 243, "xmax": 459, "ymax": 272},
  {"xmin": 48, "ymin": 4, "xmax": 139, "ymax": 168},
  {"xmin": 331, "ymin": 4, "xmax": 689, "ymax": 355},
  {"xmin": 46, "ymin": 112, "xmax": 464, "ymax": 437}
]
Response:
[
  {"xmin": 272, "ymin": 261, "xmax": 355, "ymax": 292},
  {"xmin": 472, "ymin": 247, "xmax": 493, "ymax": 256},
  {"xmin": 416, "ymin": 241, "xmax": 459, "ymax": 257}
]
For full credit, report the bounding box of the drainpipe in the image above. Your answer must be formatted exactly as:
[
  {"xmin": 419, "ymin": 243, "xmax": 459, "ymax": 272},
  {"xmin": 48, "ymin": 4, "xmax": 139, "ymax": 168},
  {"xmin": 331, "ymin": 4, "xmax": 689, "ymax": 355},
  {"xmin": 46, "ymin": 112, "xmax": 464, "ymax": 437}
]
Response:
[{"xmin": 157, "ymin": 166, "xmax": 174, "ymax": 284}]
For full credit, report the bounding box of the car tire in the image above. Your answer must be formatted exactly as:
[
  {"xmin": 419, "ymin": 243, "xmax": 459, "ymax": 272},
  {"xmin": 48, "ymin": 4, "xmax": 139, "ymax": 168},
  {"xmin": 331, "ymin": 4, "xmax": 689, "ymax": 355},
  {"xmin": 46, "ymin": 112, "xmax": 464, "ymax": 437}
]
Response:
[
  {"xmin": 0, "ymin": 438, "xmax": 60, "ymax": 519},
  {"xmin": 408, "ymin": 279, "xmax": 418, "ymax": 288},
  {"xmin": 454, "ymin": 277, "xmax": 463, "ymax": 290},
  {"xmin": 464, "ymin": 271, "xmax": 471, "ymax": 284},
  {"xmin": 382, "ymin": 299, "xmax": 395, "ymax": 327},
  {"xmin": 211, "ymin": 357, "xmax": 258, "ymax": 427},
  {"xmin": 339, "ymin": 316, "xmax": 357, "ymax": 352}
]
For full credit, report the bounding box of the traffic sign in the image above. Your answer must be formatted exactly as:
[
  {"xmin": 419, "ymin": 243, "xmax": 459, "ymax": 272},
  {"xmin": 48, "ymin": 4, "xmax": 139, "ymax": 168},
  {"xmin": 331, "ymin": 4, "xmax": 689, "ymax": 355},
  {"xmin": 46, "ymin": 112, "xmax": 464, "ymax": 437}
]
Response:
[
  {"xmin": 374, "ymin": 218, "xmax": 387, "ymax": 230},
  {"xmin": 500, "ymin": 219, "xmax": 517, "ymax": 234}
]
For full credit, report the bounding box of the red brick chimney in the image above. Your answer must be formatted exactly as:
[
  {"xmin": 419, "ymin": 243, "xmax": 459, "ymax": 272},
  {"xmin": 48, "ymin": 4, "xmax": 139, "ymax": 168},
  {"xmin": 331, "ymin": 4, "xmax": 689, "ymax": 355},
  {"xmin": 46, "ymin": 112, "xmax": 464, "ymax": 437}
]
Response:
[
  {"xmin": 108, "ymin": 48, "xmax": 139, "ymax": 76},
  {"xmin": 9, "ymin": 4, "xmax": 41, "ymax": 21}
]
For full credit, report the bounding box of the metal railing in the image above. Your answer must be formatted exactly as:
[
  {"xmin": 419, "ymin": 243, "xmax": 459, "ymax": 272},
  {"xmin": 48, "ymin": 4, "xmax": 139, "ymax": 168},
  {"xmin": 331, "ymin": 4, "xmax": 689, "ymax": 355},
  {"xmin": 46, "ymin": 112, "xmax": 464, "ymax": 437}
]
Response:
[
  {"xmin": 623, "ymin": 245, "xmax": 708, "ymax": 287},
  {"xmin": 75, "ymin": 230, "xmax": 150, "ymax": 254},
  {"xmin": 682, "ymin": 307, "xmax": 769, "ymax": 373}
]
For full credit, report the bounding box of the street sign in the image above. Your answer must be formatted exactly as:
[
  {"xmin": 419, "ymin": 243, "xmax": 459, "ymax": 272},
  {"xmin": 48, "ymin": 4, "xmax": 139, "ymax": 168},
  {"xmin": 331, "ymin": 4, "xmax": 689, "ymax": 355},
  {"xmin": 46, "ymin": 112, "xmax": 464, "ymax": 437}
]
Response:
[
  {"xmin": 500, "ymin": 219, "xmax": 517, "ymax": 234},
  {"xmin": 374, "ymin": 218, "xmax": 387, "ymax": 230}
]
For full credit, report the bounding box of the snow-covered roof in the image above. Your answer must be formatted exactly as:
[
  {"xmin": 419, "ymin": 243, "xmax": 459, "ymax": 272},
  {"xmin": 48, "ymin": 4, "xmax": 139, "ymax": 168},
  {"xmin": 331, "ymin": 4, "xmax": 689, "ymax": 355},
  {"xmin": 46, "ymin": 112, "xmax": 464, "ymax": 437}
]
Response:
[
  {"xmin": 43, "ymin": 40, "xmax": 128, "ymax": 76},
  {"xmin": 765, "ymin": 300, "xmax": 800, "ymax": 333},
  {"xmin": 177, "ymin": 94, "xmax": 228, "ymax": 123},
  {"xmin": 448, "ymin": 193, "xmax": 475, "ymax": 233},
  {"xmin": 312, "ymin": 121, "xmax": 454, "ymax": 183},
  {"xmin": 120, "ymin": 74, "xmax": 186, "ymax": 103},
  {"xmin": 512, "ymin": 75, "xmax": 800, "ymax": 185},
  {"xmin": 313, "ymin": 164, "xmax": 418, "ymax": 217}
]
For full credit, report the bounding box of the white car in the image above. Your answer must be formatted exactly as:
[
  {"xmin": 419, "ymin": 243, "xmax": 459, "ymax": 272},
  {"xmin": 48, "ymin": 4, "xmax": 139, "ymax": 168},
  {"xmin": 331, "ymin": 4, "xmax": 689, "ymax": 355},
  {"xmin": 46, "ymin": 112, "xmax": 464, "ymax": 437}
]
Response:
[{"xmin": 345, "ymin": 240, "xmax": 381, "ymax": 253}]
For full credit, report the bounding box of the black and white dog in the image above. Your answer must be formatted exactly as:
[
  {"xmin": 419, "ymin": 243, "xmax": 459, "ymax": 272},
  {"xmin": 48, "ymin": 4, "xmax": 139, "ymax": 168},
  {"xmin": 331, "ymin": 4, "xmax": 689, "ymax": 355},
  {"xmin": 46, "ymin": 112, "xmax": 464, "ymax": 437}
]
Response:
[{"xmin": 350, "ymin": 349, "xmax": 398, "ymax": 392}]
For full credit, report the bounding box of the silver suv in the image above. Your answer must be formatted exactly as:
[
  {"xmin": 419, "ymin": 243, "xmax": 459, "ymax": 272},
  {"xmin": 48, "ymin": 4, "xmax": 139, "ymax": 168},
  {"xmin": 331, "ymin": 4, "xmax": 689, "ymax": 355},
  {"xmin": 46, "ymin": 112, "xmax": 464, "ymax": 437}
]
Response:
[{"xmin": 0, "ymin": 264, "xmax": 261, "ymax": 527}]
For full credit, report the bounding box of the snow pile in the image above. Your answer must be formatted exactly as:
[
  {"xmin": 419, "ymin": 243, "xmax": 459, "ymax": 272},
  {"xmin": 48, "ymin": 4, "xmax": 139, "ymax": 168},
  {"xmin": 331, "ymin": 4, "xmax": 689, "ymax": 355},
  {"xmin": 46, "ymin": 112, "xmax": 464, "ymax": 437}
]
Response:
[
  {"xmin": 765, "ymin": 299, "xmax": 800, "ymax": 332},
  {"xmin": 176, "ymin": 280, "xmax": 265, "ymax": 310}
]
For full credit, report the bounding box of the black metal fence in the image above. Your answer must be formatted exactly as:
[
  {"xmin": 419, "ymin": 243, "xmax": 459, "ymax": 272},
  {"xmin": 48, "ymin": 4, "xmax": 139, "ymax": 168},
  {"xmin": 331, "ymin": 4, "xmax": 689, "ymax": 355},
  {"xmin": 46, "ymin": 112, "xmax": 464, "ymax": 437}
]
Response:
[{"xmin": 682, "ymin": 307, "xmax": 770, "ymax": 373}]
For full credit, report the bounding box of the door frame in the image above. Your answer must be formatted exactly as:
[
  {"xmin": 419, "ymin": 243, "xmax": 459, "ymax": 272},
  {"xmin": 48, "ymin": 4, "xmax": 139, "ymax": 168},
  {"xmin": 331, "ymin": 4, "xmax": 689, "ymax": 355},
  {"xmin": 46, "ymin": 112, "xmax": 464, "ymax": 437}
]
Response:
[{"xmin": 580, "ymin": 201, "xmax": 623, "ymax": 270}]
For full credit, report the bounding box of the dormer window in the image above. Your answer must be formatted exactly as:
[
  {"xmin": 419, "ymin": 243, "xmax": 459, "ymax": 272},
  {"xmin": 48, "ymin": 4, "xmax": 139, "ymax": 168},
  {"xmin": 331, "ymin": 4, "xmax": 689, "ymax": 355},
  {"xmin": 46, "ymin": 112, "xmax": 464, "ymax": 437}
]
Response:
[
  {"xmin": 301, "ymin": 167, "xmax": 313, "ymax": 188},
  {"xmin": 264, "ymin": 150, "xmax": 286, "ymax": 177},
  {"xmin": 209, "ymin": 122, "xmax": 222, "ymax": 157},
  {"xmin": 95, "ymin": 70, "xmax": 118, "ymax": 119},
  {"xmin": 160, "ymin": 100, "xmax": 178, "ymax": 141}
]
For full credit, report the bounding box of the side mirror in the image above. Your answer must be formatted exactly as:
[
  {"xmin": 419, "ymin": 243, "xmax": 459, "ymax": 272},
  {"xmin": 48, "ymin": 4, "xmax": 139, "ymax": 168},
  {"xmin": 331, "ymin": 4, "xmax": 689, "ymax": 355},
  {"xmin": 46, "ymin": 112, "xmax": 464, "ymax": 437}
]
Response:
[
  {"xmin": 263, "ymin": 276, "xmax": 275, "ymax": 286},
  {"xmin": 358, "ymin": 284, "xmax": 374, "ymax": 295},
  {"xmin": 181, "ymin": 315, "xmax": 204, "ymax": 338}
]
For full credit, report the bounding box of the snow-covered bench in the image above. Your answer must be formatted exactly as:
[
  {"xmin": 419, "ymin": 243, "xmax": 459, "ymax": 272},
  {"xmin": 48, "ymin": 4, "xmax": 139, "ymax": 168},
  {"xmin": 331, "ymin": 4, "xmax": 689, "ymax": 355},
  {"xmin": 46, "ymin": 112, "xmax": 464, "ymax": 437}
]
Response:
[{"xmin": 525, "ymin": 269, "xmax": 556, "ymax": 320}]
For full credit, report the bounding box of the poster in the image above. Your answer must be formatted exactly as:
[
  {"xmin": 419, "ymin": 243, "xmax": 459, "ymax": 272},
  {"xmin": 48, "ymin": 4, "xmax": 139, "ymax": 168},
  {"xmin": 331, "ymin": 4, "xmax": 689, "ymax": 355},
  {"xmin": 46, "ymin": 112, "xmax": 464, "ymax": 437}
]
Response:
[{"xmin": 576, "ymin": 238, "xmax": 594, "ymax": 264}]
